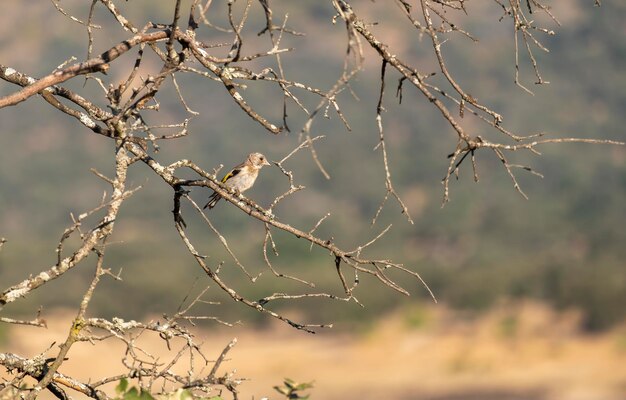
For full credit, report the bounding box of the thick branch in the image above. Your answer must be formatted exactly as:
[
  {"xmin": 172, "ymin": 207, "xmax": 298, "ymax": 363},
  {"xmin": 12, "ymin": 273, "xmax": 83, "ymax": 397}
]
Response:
[{"xmin": 0, "ymin": 31, "xmax": 167, "ymax": 108}]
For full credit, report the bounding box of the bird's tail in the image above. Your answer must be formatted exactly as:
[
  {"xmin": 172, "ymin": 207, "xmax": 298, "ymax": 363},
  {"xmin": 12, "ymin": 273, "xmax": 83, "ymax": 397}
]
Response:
[{"xmin": 203, "ymin": 192, "xmax": 222, "ymax": 209}]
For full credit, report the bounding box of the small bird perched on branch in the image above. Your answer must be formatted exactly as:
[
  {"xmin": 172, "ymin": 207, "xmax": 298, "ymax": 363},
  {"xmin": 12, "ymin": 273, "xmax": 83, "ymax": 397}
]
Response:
[{"xmin": 204, "ymin": 152, "xmax": 271, "ymax": 209}]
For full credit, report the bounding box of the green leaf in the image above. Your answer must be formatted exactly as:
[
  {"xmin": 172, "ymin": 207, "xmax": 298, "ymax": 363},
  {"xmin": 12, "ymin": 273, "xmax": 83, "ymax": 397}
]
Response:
[
  {"xmin": 179, "ymin": 389, "xmax": 194, "ymax": 400},
  {"xmin": 139, "ymin": 389, "xmax": 155, "ymax": 400},
  {"xmin": 116, "ymin": 378, "xmax": 129, "ymax": 394},
  {"xmin": 295, "ymin": 382, "xmax": 314, "ymax": 391},
  {"xmin": 274, "ymin": 385, "xmax": 290, "ymax": 395},
  {"xmin": 124, "ymin": 387, "xmax": 140, "ymax": 400}
]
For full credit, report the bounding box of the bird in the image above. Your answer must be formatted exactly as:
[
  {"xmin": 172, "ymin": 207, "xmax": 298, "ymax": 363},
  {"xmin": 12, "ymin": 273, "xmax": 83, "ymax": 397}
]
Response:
[{"xmin": 204, "ymin": 152, "xmax": 271, "ymax": 209}]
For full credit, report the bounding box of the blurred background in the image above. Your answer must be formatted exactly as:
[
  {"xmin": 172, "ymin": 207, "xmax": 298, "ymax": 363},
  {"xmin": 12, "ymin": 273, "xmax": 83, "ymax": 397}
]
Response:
[{"xmin": 1, "ymin": 1, "xmax": 625, "ymax": 399}]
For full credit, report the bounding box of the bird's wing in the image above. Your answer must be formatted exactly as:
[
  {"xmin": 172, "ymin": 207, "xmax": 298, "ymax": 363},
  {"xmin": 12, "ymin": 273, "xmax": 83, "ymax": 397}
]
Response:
[{"xmin": 221, "ymin": 164, "xmax": 244, "ymax": 182}]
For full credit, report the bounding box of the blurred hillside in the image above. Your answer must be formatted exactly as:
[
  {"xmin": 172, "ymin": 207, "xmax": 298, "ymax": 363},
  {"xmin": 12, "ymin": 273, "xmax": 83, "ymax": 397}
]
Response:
[{"xmin": 0, "ymin": 1, "xmax": 625, "ymax": 331}]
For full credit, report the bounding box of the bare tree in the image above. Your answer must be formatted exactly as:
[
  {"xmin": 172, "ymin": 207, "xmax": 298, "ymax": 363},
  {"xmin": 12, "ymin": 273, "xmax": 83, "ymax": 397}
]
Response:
[{"xmin": 0, "ymin": 1, "xmax": 622, "ymax": 399}]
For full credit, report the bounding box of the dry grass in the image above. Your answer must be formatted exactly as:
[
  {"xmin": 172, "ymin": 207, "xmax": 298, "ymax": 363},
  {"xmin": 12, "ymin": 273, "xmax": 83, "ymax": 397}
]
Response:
[{"xmin": 3, "ymin": 301, "xmax": 626, "ymax": 400}]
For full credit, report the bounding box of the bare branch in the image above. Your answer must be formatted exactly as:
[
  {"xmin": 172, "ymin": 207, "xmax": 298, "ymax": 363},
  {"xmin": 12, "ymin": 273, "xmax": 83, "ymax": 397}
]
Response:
[{"xmin": 0, "ymin": 31, "xmax": 168, "ymax": 108}]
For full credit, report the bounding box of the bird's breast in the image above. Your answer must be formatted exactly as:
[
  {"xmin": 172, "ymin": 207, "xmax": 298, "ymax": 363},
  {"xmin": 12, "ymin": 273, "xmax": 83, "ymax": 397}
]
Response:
[{"xmin": 224, "ymin": 170, "xmax": 259, "ymax": 192}]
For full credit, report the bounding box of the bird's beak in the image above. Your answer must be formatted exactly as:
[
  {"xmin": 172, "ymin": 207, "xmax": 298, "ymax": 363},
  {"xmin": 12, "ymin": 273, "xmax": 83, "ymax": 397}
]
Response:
[{"xmin": 263, "ymin": 159, "xmax": 271, "ymax": 166}]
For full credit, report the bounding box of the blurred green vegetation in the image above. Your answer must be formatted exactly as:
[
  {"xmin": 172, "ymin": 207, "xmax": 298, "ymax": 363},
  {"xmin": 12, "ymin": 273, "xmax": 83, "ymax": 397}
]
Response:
[
  {"xmin": 0, "ymin": 1, "xmax": 624, "ymax": 332},
  {"xmin": 274, "ymin": 378, "xmax": 314, "ymax": 400}
]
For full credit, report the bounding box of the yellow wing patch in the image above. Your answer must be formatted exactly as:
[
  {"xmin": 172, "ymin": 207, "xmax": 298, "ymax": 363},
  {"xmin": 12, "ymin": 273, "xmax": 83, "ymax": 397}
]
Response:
[{"xmin": 221, "ymin": 167, "xmax": 241, "ymax": 182}]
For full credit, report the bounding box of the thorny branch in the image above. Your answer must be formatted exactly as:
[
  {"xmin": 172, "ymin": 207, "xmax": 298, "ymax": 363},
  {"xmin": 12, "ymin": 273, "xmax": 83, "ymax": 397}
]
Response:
[
  {"xmin": 373, "ymin": 60, "xmax": 414, "ymax": 225},
  {"xmin": 0, "ymin": 0, "xmax": 621, "ymax": 398}
]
